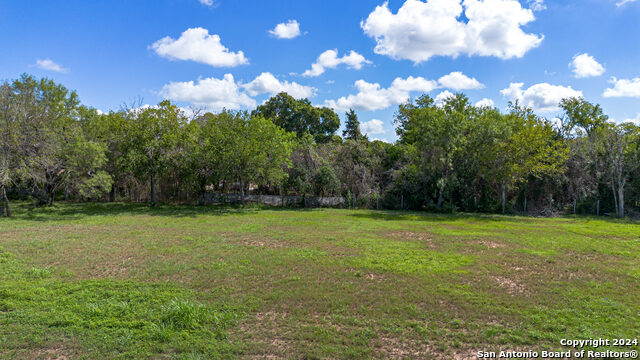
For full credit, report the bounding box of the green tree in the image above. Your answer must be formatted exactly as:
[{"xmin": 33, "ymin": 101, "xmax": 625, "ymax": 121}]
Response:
[
  {"xmin": 0, "ymin": 83, "xmax": 23, "ymax": 216},
  {"xmin": 396, "ymin": 93, "xmax": 472, "ymax": 209},
  {"xmin": 253, "ymin": 92, "xmax": 340, "ymax": 143},
  {"xmin": 342, "ymin": 109, "xmax": 366, "ymax": 141},
  {"xmin": 4, "ymin": 75, "xmax": 111, "ymax": 206},
  {"xmin": 79, "ymin": 108, "xmax": 129, "ymax": 202},
  {"xmin": 231, "ymin": 113, "xmax": 295, "ymax": 204},
  {"xmin": 122, "ymin": 100, "xmax": 186, "ymax": 206}
]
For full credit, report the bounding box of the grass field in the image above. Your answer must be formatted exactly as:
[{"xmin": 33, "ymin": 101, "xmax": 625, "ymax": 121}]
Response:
[{"xmin": 0, "ymin": 202, "xmax": 638, "ymax": 359}]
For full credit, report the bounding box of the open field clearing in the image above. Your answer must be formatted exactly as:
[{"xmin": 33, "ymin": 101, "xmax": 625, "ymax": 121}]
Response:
[{"xmin": 0, "ymin": 202, "xmax": 639, "ymax": 359}]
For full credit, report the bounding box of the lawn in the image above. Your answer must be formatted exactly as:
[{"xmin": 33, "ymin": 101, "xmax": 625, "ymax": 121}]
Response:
[{"xmin": 0, "ymin": 202, "xmax": 638, "ymax": 359}]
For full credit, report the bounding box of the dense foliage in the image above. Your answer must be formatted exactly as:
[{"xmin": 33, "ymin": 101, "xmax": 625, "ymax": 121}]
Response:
[{"xmin": 1, "ymin": 75, "xmax": 639, "ymax": 217}]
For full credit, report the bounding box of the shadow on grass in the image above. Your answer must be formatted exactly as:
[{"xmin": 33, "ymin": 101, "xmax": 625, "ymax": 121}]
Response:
[
  {"xmin": 348, "ymin": 209, "xmax": 639, "ymax": 225},
  {"xmin": 4, "ymin": 201, "xmax": 637, "ymax": 225},
  {"xmin": 347, "ymin": 210, "xmax": 507, "ymax": 223},
  {"xmin": 3, "ymin": 201, "xmax": 304, "ymax": 222}
]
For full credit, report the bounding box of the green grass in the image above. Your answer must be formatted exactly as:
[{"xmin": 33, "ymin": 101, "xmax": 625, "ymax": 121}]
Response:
[{"xmin": 0, "ymin": 202, "xmax": 638, "ymax": 359}]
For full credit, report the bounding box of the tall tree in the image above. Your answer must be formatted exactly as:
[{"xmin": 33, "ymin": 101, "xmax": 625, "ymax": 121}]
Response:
[
  {"xmin": 218, "ymin": 112, "xmax": 295, "ymax": 204},
  {"xmin": 122, "ymin": 100, "xmax": 186, "ymax": 206},
  {"xmin": 342, "ymin": 109, "xmax": 366, "ymax": 141},
  {"xmin": 253, "ymin": 92, "xmax": 340, "ymax": 143},
  {"xmin": 0, "ymin": 83, "xmax": 22, "ymax": 216},
  {"xmin": 600, "ymin": 123, "xmax": 638, "ymax": 217}
]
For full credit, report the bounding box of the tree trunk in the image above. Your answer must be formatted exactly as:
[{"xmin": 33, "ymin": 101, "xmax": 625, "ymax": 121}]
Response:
[
  {"xmin": 611, "ymin": 183, "xmax": 619, "ymax": 217},
  {"xmin": 437, "ymin": 189, "xmax": 443, "ymax": 209},
  {"xmin": 523, "ymin": 197, "xmax": 527, "ymax": 214},
  {"xmin": 573, "ymin": 198, "xmax": 577, "ymax": 215},
  {"xmin": 501, "ymin": 183, "xmax": 506, "ymax": 214},
  {"xmin": 618, "ymin": 186, "xmax": 624, "ymax": 218},
  {"xmin": 240, "ymin": 179, "xmax": 245, "ymax": 206},
  {"xmin": 0, "ymin": 186, "xmax": 5, "ymax": 217},
  {"xmin": 3, "ymin": 186, "xmax": 11, "ymax": 217},
  {"xmin": 109, "ymin": 184, "xmax": 116, "ymax": 202},
  {"xmin": 150, "ymin": 173, "xmax": 157, "ymax": 206},
  {"xmin": 596, "ymin": 199, "xmax": 600, "ymax": 216},
  {"xmin": 48, "ymin": 186, "xmax": 55, "ymax": 206},
  {"xmin": 199, "ymin": 188, "xmax": 206, "ymax": 206}
]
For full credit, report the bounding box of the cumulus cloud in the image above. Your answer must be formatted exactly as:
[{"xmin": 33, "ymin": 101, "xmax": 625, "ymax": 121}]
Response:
[
  {"xmin": 438, "ymin": 71, "xmax": 484, "ymax": 90},
  {"xmin": 623, "ymin": 113, "xmax": 640, "ymax": 125},
  {"xmin": 35, "ymin": 59, "xmax": 68, "ymax": 73},
  {"xmin": 500, "ymin": 82, "xmax": 582, "ymax": 112},
  {"xmin": 475, "ymin": 98, "xmax": 495, "ymax": 107},
  {"xmin": 360, "ymin": 119, "xmax": 386, "ymax": 135},
  {"xmin": 324, "ymin": 76, "xmax": 438, "ymax": 111},
  {"xmin": 159, "ymin": 73, "xmax": 317, "ymax": 111},
  {"xmin": 603, "ymin": 77, "xmax": 640, "ymax": 98},
  {"xmin": 302, "ymin": 49, "xmax": 371, "ymax": 77},
  {"xmin": 269, "ymin": 20, "xmax": 302, "ymax": 39},
  {"xmin": 434, "ymin": 90, "xmax": 455, "ymax": 107},
  {"xmin": 150, "ymin": 27, "xmax": 248, "ymax": 67},
  {"xmin": 361, "ymin": 0, "xmax": 543, "ymax": 63},
  {"xmin": 242, "ymin": 72, "xmax": 315, "ymax": 98},
  {"xmin": 160, "ymin": 74, "xmax": 256, "ymax": 111},
  {"xmin": 570, "ymin": 53, "xmax": 605, "ymax": 78}
]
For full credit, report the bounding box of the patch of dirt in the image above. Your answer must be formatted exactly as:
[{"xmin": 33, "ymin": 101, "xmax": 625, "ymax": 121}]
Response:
[
  {"xmin": 255, "ymin": 311, "xmax": 288, "ymax": 322},
  {"xmin": 388, "ymin": 231, "xmax": 435, "ymax": 248},
  {"xmin": 451, "ymin": 350, "xmax": 480, "ymax": 360},
  {"xmin": 241, "ymin": 240, "xmax": 287, "ymax": 249},
  {"xmin": 373, "ymin": 336, "xmax": 431, "ymax": 359},
  {"xmin": 491, "ymin": 276, "xmax": 525, "ymax": 294},
  {"xmin": 478, "ymin": 240, "xmax": 505, "ymax": 249},
  {"xmin": 30, "ymin": 343, "xmax": 75, "ymax": 360},
  {"xmin": 345, "ymin": 268, "xmax": 387, "ymax": 282}
]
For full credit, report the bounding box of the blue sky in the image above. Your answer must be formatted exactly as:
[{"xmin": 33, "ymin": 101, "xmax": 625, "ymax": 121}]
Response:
[{"xmin": 1, "ymin": 0, "xmax": 639, "ymax": 141}]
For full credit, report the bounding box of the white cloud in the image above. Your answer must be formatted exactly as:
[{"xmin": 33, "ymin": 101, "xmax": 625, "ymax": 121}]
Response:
[
  {"xmin": 438, "ymin": 71, "xmax": 484, "ymax": 90},
  {"xmin": 623, "ymin": 113, "xmax": 640, "ymax": 125},
  {"xmin": 269, "ymin": 20, "xmax": 302, "ymax": 39},
  {"xmin": 242, "ymin": 72, "xmax": 315, "ymax": 99},
  {"xmin": 570, "ymin": 53, "xmax": 605, "ymax": 78},
  {"xmin": 361, "ymin": 0, "xmax": 543, "ymax": 63},
  {"xmin": 160, "ymin": 74, "xmax": 256, "ymax": 111},
  {"xmin": 616, "ymin": 0, "xmax": 638, "ymax": 7},
  {"xmin": 603, "ymin": 77, "xmax": 640, "ymax": 98},
  {"xmin": 35, "ymin": 59, "xmax": 68, "ymax": 73},
  {"xmin": 500, "ymin": 82, "xmax": 582, "ymax": 112},
  {"xmin": 360, "ymin": 119, "xmax": 386, "ymax": 135},
  {"xmin": 324, "ymin": 76, "xmax": 438, "ymax": 111},
  {"xmin": 198, "ymin": 0, "xmax": 217, "ymax": 6},
  {"xmin": 370, "ymin": 137, "xmax": 391, "ymax": 143},
  {"xmin": 434, "ymin": 90, "xmax": 455, "ymax": 107},
  {"xmin": 302, "ymin": 49, "xmax": 371, "ymax": 77},
  {"xmin": 475, "ymin": 98, "xmax": 495, "ymax": 107},
  {"xmin": 528, "ymin": 0, "xmax": 546, "ymax": 11},
  {"xmin": 150, "ymin": 27, "xmax": 248, "ymax": 67}
]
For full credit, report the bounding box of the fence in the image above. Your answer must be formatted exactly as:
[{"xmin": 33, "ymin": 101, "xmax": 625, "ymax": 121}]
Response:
[{"xmin": 203, "ymin": 193, "xmax": 345, "ymax": 207}]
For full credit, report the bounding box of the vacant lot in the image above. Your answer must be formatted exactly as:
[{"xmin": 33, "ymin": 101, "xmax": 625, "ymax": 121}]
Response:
[{"xmin": 0, "ymin": 203, "xmax": 638, "ymax": 359}]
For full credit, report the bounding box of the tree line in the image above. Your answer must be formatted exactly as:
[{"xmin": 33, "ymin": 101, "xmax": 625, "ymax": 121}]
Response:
[{"xmin": 1, "ymin": 74, "xmax": 638, "ymax": 218}]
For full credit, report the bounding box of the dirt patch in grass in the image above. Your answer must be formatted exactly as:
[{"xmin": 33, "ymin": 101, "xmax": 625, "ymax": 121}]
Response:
[
  {"xmin": 478, "ymin": 240, "xmax": 506, "ymax": 249},
  {"xmin": 491, "ymin": 275, "xmax": 526, "ymax": 295},
  {"xmin": 372, "ymin": 336, "xmax": 430, "ymax": 359},
  {"xmin": 388, "ymin": 231, "xmax": 433, "ymax": 243},
  {"xmin": 24, "ymin": 340, "xmax": 78, "ymax": 360},
  {"xmin": 345, "ymin": 268, "xmax": 388, "ymax": 282}
]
